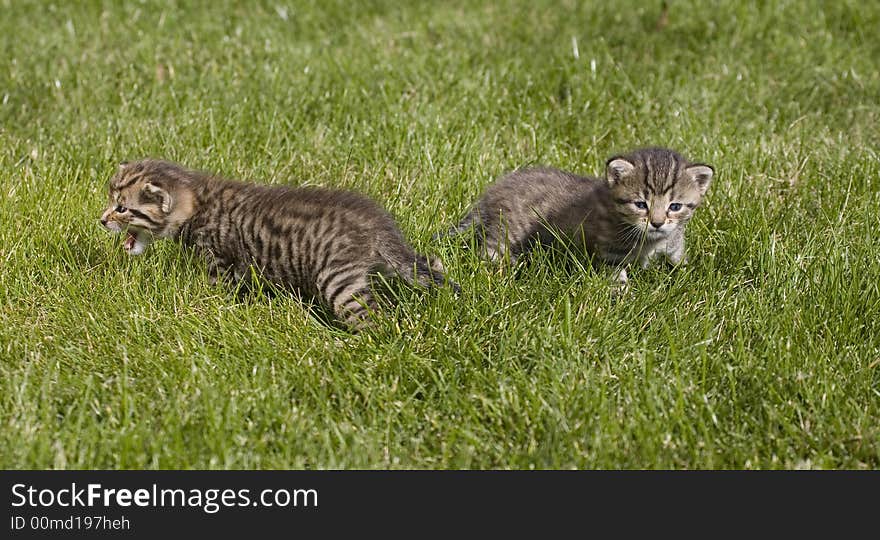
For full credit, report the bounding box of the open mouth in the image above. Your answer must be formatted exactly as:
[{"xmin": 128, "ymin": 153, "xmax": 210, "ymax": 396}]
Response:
[
  {"xmin": 123, "ymin": 231, "xmax": 136, "ymax": 251},
  {"xmin": 122, "ymin": 228, "xmax": 153, "ymax": 255}
]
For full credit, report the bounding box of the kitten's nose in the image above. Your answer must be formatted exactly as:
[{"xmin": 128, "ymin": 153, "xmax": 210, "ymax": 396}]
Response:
[
  {"xmin": 650, "ymin": 220, "xmax": 664, "ymax": 229},
  {"xmin": 100, "ymin": 218, "xmax": 107, "ymax": 226}
]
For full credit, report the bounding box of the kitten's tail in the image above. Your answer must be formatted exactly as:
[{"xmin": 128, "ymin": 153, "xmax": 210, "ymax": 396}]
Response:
[{"xmin": 432, "ymin": 211, "xmax": 476, "ymax": 242}]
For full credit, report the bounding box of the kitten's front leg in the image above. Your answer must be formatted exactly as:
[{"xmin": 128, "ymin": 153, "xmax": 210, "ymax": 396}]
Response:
[
  {"xmin": 666, "ymin": 246, "xmax": 687, "ymax": 266},
  {"xmin": 664, "ymin": 232, "xmax": 687, "ymax": 267},
  {"xmin": 598, "ymin": 251, "xmax": 631, "ymax": 291},
  {"xmin": 638, "ymin": 243, "xmax": 663, "ymax": 269},
  {"xmin": 609, "ymin": 266, "xmax": 630, "ymax": 295},
  {"xmin": 206, "ymin": 259, "xmax": 225, "ymax": 286},
  {"xmin": 200, "ymin": 248, "xmax": 234, "ymax": 286}
]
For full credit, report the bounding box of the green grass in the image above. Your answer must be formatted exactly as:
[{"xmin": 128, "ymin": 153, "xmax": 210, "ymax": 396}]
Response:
[{"xmin": 1, "ymin": 0, "xmax": 879, "ymax": 469}]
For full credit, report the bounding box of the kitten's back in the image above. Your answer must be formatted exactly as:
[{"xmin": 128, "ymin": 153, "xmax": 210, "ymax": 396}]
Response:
[
  {"xmin": 441, "ymin": 166, "xmax": 607, "ymax": 261},
  {"xmin": 477, "ymin": 166, "xmax": 604, "ymax": 217}
]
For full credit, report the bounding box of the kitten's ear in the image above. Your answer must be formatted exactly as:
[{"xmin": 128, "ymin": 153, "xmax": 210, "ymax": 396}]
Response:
[
  {"xmin": 143, "ymin": 182, "xmax": 173, "ymax": 214},
  {"xmin": 685, "ymin": 164, "xmax": 714, "ymax": 194},
  {"xmin": 606, "ymin": 157, "xmax": 635, "ymax": 185}
]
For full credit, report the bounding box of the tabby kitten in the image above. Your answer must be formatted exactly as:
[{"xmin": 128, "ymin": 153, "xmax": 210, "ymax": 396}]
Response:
[
  {"xmin": 100, "ymin": 159, "xmax": 455, "ymax": 329},
  {"xmin": 440, "ymin": 147, "xmax": 713, "ymax": 282}
]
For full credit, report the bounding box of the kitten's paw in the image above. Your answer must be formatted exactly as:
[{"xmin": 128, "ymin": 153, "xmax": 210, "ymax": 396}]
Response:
[
  {"xmin": 666, "ymin": 253, "xmax": 687, "ymax": 267},
  {"xmin": 428, "ymin": 256, "xmax": 445, "ymax": 273},
  {"xmin": 611, "ymin": 279, "xmax": 629, "ymax": 296},
  {"xmin": 610, "ymin": 267, "xmax": 629, "ymax": 296}
]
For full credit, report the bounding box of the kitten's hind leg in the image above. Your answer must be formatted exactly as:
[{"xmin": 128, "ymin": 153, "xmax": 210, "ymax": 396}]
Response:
[
  {"xmin": 485, "ymin": 240, "xmax": 519, "ymax": 266},
  {"xmin": 332, "ymin": 278, "xmax": 380, "ymax": 331}
]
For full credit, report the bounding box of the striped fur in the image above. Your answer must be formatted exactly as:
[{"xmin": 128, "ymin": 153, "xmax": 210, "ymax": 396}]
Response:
[
  {"xmin": 441, "ymin": 147, "xmax": 713, "ymax": 282},
  {"xmin": 100, "ymin": 160, "xmax": 456, "ymax": 329}
]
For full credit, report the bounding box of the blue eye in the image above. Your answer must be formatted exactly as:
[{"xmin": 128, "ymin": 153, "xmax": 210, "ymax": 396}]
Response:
[
  {"xmin": 115, "ymin": 205, "xmax": 128, "ymax": 213},
  {"xmin": 668, "ymin": 203, "xmax": 682, "ymax": 212},
  {"xmin": 633, "ymin": 201, "xmax": 648, "ymax": 210}
]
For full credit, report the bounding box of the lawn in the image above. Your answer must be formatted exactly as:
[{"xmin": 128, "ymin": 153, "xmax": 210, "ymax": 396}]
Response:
[{"xmin": 1, "ymin": 0, "xmax": 878, "ymax": 469}]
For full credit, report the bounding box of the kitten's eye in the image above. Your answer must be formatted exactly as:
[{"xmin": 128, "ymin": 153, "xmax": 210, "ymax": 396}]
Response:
[
  {"xmin": 115, "ymin": 205, "xmax": 128, "ymax": 213},
  {"xmin": 633, "ymin": 201, "xmax": 648, "ymax": 210},
  {"xmin": 668, "ymin": 203, "xmax": 682, "ymax": 212}
]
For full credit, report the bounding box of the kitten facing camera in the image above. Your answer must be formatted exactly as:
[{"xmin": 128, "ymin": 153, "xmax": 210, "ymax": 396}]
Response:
[{"xmin": 439, "ymin": 147, "xmax": 713, "ymax": 283}]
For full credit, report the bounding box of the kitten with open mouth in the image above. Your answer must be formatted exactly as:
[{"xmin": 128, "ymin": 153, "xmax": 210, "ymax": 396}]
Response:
[{"xmin": 99, "ymin": 159, "xmax": 457, "ymax": 329}]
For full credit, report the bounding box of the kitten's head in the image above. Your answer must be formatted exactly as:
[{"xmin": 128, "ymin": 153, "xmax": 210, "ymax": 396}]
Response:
[
  {"xmin": 606, "ymin": 147, "xmax": 713, "ymax": 240},
  {"xmin": 100, "ymin": 160, "xmax": 196, "ymax": 255}
]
